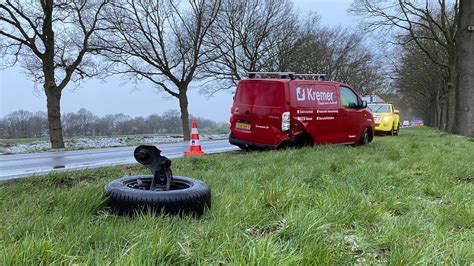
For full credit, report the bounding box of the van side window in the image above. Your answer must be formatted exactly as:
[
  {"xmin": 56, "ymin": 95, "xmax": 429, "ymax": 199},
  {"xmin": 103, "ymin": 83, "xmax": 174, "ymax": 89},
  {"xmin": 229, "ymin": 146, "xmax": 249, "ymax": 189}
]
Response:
[{"xmin": 339, "ymin": 87, "xmax": 359, "ymax": 109}]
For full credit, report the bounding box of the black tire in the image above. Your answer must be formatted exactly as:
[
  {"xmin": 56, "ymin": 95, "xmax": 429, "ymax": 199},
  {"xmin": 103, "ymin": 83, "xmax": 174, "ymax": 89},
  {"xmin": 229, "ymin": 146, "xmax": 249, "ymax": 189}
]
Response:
[
  {"xmin": 394, "ymin": 124, "xmax": 399, "ymax": 136},
  {"xmin": 294, "ymin": 133, "xmax": 314, "ymax": 148},
  {"xmin": 104, "ymin": 175, "xmax": 211, "ymax": 217},
  {"xmin": 277, "ymin": 141, "xmax": 291, "ymax": 150},
  {"xmin": 359, "ymin": 128, "xmax": 370, "ymax": 145},
  {"xmin": 237, "ymin": 145, "xmax": 247, "ymax": 151},
  {"xmin": 238, "ymin": 145, "xmax": 254, "ymax": 152},
  {"xmin": 389, "ymin": 125, "xmax": 395, "ymax": 136}
]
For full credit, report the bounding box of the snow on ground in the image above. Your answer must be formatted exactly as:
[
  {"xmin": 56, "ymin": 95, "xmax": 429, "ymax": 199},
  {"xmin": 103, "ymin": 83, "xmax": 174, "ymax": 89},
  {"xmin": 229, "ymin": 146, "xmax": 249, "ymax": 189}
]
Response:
[
  {"xmin": 2, "ymin": 142, "xmax": 52, "ymax": 154},
  {"xmin": 0, "ymin": 134, "xmax": 228, "ymax": 154}
]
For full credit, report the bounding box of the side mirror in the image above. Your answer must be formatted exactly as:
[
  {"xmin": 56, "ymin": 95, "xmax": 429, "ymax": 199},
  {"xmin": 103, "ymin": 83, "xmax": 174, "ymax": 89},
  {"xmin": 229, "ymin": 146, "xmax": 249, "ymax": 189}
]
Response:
[
  {"xmin": 394, "ymin": 109, "xmax": 400, "ymax": 114},
  {"xmin": 360, "ymin": 100, "xmax": 367, "ymax": 109}
]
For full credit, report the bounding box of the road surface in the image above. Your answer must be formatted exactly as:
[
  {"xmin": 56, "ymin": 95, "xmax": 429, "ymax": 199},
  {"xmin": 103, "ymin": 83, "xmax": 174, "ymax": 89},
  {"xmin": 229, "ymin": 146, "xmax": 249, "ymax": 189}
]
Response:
[{"xmin": 0, "ymin": 140, "xmax": 238, "ymax": 182}]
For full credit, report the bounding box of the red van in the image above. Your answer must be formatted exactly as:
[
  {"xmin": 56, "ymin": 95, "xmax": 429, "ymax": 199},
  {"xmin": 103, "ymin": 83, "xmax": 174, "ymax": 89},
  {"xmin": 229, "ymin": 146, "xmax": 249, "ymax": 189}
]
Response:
[{"xmin": 229, "ymin": 72, "xmax": 375, "ymax": 149}]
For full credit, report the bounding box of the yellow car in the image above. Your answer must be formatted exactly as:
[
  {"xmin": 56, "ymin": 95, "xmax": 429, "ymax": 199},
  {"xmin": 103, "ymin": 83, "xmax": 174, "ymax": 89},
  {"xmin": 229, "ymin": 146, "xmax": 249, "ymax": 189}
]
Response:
[{"xmin": 368, "ymin": 103, "xmax": 400, "ymax": 135}]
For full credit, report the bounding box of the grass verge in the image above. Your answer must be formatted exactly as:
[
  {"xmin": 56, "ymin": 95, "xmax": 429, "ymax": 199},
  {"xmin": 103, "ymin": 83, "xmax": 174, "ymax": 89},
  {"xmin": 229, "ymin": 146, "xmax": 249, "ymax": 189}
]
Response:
[{"xmin": 0, "ymin": 127, "xmax": 473, "ymax": 264}]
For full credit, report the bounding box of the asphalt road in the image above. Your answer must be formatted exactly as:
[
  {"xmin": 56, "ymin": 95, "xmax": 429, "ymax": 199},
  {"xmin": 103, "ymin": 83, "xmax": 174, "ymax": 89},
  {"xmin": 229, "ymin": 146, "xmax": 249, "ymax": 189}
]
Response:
[{"xmin": 0, "ymin": 140, "xmax": 238, "ymax": 182}]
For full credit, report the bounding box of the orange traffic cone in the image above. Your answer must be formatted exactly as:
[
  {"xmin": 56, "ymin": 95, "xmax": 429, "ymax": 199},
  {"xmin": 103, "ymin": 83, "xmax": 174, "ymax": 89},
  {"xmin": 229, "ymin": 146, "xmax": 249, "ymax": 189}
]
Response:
[{"xmin": 185, "ymin": 119, "xmax": 205, "ymax": 156}]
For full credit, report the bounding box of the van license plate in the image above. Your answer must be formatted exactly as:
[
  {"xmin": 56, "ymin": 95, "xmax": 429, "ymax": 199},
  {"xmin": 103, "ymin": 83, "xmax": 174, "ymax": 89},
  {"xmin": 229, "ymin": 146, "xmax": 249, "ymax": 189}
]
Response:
[{"xmin": 236, "ymin": 122, "xmax": 251, "ymax": 130}]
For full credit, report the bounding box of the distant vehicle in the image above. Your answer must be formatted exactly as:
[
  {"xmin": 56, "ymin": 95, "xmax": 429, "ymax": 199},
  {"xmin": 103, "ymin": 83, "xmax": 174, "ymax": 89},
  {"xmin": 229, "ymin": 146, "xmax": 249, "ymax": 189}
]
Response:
[
  {"xmin": 229, "ymin": 72, "xmax": 375, "ymax": 150},
  {"xmin": 413, "ymin": 118, "xmax": 424, "ymax": 126},
  {"xmin": 368, "ymin": 103, "xmax": 400, "ymax": 135},
  {"xmin": 402, "ymin": 120, "xmax": 410, "ymax": 127}
]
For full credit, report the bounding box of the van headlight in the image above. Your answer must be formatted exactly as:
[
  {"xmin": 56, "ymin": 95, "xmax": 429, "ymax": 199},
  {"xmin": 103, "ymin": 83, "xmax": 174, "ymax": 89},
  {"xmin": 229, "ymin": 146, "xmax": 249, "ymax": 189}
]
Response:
[
  {"xmin": 383, "ymin": 116, "xmax": 391, "ymax": 121},
  {"xmin": 282, "ymin": 112, "xmax": 290, "ymax": 132}
]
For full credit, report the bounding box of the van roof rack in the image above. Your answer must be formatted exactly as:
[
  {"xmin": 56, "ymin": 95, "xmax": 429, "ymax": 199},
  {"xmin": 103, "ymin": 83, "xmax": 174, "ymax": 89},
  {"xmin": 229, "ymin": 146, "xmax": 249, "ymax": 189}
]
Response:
[
  {"xmin": 294, "ymin": 73, "xmax": 326, "ymax": 80},
  {"xmin": 247, "ymin": 72, "xmax": 326, "ymax": 81},
  {"xmin": 248, "ymin": 72, "xmax": 295, "ymax": 79}
]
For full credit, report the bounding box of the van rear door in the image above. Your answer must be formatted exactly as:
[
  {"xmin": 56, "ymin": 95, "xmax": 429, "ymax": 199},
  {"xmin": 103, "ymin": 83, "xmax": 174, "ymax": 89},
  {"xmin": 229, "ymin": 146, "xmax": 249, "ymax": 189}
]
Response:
[{"xmin": 231, "ymin": 80, "xmax": 286, "ymax": 145}]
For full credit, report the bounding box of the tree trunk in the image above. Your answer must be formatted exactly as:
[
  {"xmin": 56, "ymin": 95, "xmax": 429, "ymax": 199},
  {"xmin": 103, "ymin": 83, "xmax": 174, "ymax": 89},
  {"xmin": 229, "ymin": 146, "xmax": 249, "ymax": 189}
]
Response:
[
  {"xmin": 455, "ymin": 0, "xmax": 474, "ymax": 137},
  {"xmin": 45, "ymin": 87, "xmax": 65, "ymax": 148},
  {"xmin": 430, "ymin": 105, "xmax": 436, "ymax": 127},
  {"xmin": 440, "ymin": 99, "xmax": 447, "ymax": 130},
  {"xmin": 435, "ymin": 100, "xmax": 442, "ymax": 128},
  {"xmin": 446, "ymin": 63, "xmax": 457, "ymax": 133},
  {"xmin": 178, "ymin": 91, "xmax": 191, "ymax": 141},
  {"xmin": 434, "ymin": 89, "xmax": 442, "ymax": 128},
  {"xmin": 42, "ymin": 0, "xmax": 65, "ymax": 148}
]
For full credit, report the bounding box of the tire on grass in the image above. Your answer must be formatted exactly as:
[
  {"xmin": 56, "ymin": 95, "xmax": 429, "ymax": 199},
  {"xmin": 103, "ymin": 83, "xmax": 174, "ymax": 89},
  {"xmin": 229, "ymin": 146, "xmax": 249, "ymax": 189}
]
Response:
[
  {"xmin": 394, "ymin": 123, "xmax": 399, "ymax": 136},
  {"xmin": 104, "ymin": 175, "xmax": 211, "ymax": 217},
  {"xmin": 359, "ymin": 128, "xmax": 370, "ymax": 145},
  {"xmin": 389, "ymin": 125, "xmax": 395, "ymax": 136}
]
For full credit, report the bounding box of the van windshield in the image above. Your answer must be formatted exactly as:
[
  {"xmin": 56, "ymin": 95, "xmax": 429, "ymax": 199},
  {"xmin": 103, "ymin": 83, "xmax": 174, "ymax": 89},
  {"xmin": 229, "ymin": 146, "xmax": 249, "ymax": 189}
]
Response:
[{"xmin": 235, "ymin": 81, "xmax": 283, "ymax": 107}]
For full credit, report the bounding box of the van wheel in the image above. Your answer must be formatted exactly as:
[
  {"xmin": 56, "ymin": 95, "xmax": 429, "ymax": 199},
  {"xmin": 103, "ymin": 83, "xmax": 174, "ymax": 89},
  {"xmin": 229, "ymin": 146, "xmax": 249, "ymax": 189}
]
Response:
[
  {"xmin": 294, "ymin": 133, "xmax": 314, "ymax": 148},
  {"xmin": 237, "ymin": 145, "xmax": 247, "ymax": 151},
  {"xmin": 393, "ymin": 124, "xmax": 399, "ymax": 136},
  {"xmin": 277, "ymin": 141, "xmax": 291, "ymax": 150},
  {"xmin": 359, "ymin": 128, "xmax": 370, "ymax": 145}
]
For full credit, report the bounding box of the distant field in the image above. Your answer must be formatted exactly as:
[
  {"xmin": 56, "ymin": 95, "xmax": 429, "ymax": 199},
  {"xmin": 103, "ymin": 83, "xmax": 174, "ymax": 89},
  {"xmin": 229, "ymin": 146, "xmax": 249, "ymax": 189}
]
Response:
[
  {"xmin": 0, "ymin": 127, "xmax": 473, "ymax": 264},
  {"xmin": 0, "ymin": 132, "xmax": 228, "ymax": 154}
]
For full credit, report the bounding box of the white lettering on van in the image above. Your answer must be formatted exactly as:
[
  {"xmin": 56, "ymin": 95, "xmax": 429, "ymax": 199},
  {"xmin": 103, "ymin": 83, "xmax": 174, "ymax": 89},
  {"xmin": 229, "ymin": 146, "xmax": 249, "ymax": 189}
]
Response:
[
  {"xmin": 316, "ymin": 116, "xmax": 335, "ymax": 120},
  {"xmin": 296, "ymin": 116, "xmax": 313, "ymax": 121},
  {"xmin": 307, "ymin": 88, "xmax": 315, "ymax": 101},
  {"xmin": 317, "ymin": 109, "xmax": 338, "ymax": 114},
  {"xmin": 296, "ymin": 87, "xmax": 305, "ymax": 101},
  {"xmin": 295, "ymin": 87, "xmax": 337, "ymax": 105}
]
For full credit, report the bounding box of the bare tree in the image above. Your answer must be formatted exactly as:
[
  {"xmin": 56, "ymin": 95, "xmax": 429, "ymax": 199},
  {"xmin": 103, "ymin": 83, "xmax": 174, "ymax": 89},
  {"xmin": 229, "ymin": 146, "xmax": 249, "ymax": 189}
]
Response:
[
  {"xmin": 0, "ymin": 108, "xmax": 229, "ymax": 138},
  {"xmin": 351, "ymin": 0, "xmax": 459, "ymax": 132},
  {"xmin": 455, "ymin": 0, "xmax": 474, "ymax": 136},
  {"xmin": 146, "ymin": 114, "xmax": 164, "ymax": 134},
  {"xmin": 394, "ymin": 42, "xmax": 447, "ymax": 127},
  {"xmin": 94, "ymin": 114, "xmax": 116, "ymax": 136},
  {"xmin": 4, "ymin": 110, "xmax": 33, "ymax": 138},
  {"xmin": 0, "ymin": 0, "xmax": 109, "ymax": 148},
  {"xmin": 100, "ymin": 0, "xmax": 221, "ymax": 140},
  {"xmin": 204, "ymin": 0, "xmax": 298, "ymax": 93},
  {"xmin": 161, "ymin": 109, "xmax": 182, "ymax": 134},
  {"xmin": 285, "ymin": 25, "xmax": 385, "ymax": 95},
  {"xmin": 0, "ymin": 110, "xmax": 47, "ymax": 138},
  {"xmin": 62, "ymin": 108, "xmax": 97, "ymax": 136}
]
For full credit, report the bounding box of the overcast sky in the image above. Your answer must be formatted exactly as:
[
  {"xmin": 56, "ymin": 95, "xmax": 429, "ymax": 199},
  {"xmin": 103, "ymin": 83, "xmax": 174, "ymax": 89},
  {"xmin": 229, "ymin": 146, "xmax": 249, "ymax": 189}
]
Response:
[{"xmin": 0, "ymin": 0, "xmax": 356, "ymax": 122}]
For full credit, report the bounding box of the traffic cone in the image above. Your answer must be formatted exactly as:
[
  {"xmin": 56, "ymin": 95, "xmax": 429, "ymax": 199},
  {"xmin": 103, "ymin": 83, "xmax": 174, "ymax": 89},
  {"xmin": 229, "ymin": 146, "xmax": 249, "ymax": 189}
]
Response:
[{"xmin": 185, "ymin": 119, "xmax": 205, "ymax": 156}]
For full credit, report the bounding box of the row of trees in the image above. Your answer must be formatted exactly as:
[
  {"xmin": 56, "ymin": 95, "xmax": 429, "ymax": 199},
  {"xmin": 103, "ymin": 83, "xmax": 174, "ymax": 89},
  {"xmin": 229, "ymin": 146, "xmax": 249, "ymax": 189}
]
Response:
[
  {"xmin": 204, "ymin": 1, "xmax": 385, "ymax": 95},
  {"xmin": 0, "ymin": 109, "xmax": 229, "ymax": 139},
  {"xmin": 0, "ymin": 0, "xmax": 386, "ymax": 148},
  {"xmin": 352, "ymin": 0, "xmax": 473, "ymax": 134}
]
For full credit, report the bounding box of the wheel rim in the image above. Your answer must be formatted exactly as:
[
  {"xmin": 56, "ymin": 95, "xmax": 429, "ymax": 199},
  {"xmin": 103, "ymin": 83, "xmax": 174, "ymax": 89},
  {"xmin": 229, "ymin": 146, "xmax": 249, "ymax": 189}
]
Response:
[{"xmin": 125, "ymin": 178, "xmax": 191, "ymax": 191}]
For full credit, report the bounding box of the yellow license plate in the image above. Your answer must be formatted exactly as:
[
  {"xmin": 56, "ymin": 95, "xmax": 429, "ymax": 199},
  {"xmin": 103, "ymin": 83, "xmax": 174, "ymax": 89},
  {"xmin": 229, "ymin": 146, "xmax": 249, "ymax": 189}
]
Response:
[{"xmin": 236, "ymin": 122, "xmax": 251, "ymax": 130}]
